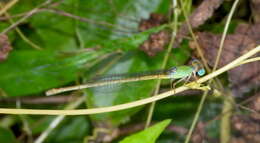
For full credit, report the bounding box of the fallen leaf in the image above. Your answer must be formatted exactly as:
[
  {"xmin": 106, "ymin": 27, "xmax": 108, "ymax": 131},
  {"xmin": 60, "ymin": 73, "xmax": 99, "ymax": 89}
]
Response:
[
  {"xmin": 138, "ymin": 13, "xmax": 170, "ymax": 56},
  {"xmin": 191, "ymin": 122, "xmax": 207, "ymax": 143},
  {"xmin": 138, "ymin": 13, "xmax": 167, "ymax": 32},
  {"xmin": 249, "ymin": 92, "xmax": 260, "ymax": 120},
  {"xmin": 174, "ymin": 0, "xmax": 224, "ymax": 48},
  {"xmin": 0, "ymin": 34, "xmax": 12, "ymax": 62},
  {"xmin": 196, "ymin": 23, "xmax": 260, "ymax": 96},
  {"xmin": 139, "ymin": 30, "xmax": 170, "ymax": 56},
  {"xmin": 232, "ymin": 114, "xmax": 260, "ymax": 143},
  {"xmin": 250, "ymin": 0, "xmax": 260, "ymax": 22}
]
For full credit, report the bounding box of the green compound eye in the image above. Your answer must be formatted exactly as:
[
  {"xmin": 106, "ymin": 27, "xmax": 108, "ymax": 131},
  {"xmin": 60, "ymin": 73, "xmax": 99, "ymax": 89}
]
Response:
[{"xmin": 197, "ymin": 69, "xmax": 205, "ymax": 76}]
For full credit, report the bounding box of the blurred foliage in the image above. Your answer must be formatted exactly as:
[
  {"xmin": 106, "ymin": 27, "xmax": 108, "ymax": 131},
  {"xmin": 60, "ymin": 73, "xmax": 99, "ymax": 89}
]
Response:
[{"xmin": 44, "ymin": 116, "xmax": 90, "ymax": 143}]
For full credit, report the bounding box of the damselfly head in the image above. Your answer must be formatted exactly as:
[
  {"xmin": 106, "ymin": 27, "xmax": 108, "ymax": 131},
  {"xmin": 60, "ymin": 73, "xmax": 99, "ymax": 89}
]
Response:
[{"xmin": 191, "ymin": 60, "xmax": 205, "ymax": 77}]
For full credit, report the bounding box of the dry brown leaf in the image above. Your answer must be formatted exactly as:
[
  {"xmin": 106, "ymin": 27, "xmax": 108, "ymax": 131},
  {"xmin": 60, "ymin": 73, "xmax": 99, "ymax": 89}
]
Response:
[
  {"xmin": 174, "ymin": 0, "xmax": 224, "ymax": 48},
  {"xmin": 250, "ymin": 0, "xmax": 260, "ymax": 22},
  {"xmin": 0, "ymin": 34, "xmax": 12, "ymax": 62},
  {"xmin": 138, "ymin": 13, "xmax": 166, "ymax": 32},
  {"xmin": 139, "ymin": 30, "xmax": 170, "ymax": 56},
  {"xmin": 232, "ymin": 114, "xmax": 260, "ymax": 143},
  {"xmin": 231, "ymin": 92, "xmax": 260, "ymax": 143},
  {"xmin": 191, "ymin": 122, "xmax": 207, "ymax": 143},
  {"xmin": 196, "ymin": 23, "xmax": 260, "ymax": 96},
  {"xmin": 249, "ymin": 92, "xmax": 260, "ymax": 120},
  {"xmin": 138, "ymin": 13, "xmax": 170, "ymax": 56}
]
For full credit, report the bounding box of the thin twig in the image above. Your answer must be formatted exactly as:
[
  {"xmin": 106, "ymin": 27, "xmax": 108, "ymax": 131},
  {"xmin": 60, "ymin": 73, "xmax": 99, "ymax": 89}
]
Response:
[
  {"xmin": 213, "ymin": 0, "xmax": 240, "ymax": 71},
  {"xmin": 0, "ymin": 0, "xmax": 18, "ymax": 16},
  {"xmin": 0, "ymin": 9, "xmax": 46, "ymax": 21},
  {"xmin": 220, "ymin": 91, "xmax": 234, "ymax": 143},
  {"xmin": 0, "ymin": 95, "xmax": 77, "ymax": 104},
  {"xmin": 179, "ymin": 0, "xmax": 225, "ymax": 94},
  {"xmin": 145, "ymin": 0, "xmax": 180, "ymax": 128},
  {"xmin": 184, "ymin": 89, "xmax": 209, "ymax": 143},
  {"xmin": 184, "ymin": 1, "xmax": 240, "ymax": 143},
  {"xmin": 179, "ymin": 0, "xmax": 208, "ymax": 69},
  {"xmin": 1, "ymin": 8, "xmax": 42, "ymax": 50}
]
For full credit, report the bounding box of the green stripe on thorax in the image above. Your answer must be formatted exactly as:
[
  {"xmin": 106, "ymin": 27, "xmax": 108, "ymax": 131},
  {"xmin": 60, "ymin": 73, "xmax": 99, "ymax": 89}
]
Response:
[{"xmin": 167, "ymin": 65, "xmax": 194, "ymax": 79}]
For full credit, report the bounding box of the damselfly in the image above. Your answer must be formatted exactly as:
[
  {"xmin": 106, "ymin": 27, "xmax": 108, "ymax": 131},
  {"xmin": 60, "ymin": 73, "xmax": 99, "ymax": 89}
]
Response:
[{"xmin": 46, "ymin": 60, "xmax": 205, "ymax": 96}]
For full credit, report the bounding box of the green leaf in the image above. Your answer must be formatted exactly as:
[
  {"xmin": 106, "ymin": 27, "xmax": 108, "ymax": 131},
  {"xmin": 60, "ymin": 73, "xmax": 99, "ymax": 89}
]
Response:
[
  {"xmin": 24, "ymin": 11, "xmax": 77, "ymax": 50},
  {"xmin": 199, "ymin": 20, "xmax": 239, "ymax": 34},
  {"xmin": 74, "ymin": 0, "xmax": 169, "ymax": 46},
  {"xmin": 13, "ymin": 0, "xmax": 167, "ymax": 51},
  {"xmin": 154, "ymin": 96, "xmax": 200, "ymax": 122},
  {"xmin": 119, "ymin": 119, "xmax": 171, "ymax": 143},
  {"xmin": 8, "ymin": 0, "xmax": 44, "ymax": 15},
  {"xmin": 92, "ymin": 25, "xmax": 167, "ymax": 52},
  {"xmin": 0, "ymin": 50, "xmax": 104, "ymax": 96},
  {"xmin": 0, "ymin": 127, "xmax": 17, "ymax": 143}
]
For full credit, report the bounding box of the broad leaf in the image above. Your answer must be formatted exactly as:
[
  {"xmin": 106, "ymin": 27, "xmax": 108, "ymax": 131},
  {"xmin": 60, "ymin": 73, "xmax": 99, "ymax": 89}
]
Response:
[
  {"xmin": 119, "ymin": 119, "xmax": 171, "ymax": 143},
  {"xmin": 0, "ymin": 50, "xmax": 104, "ymax": 96}
]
